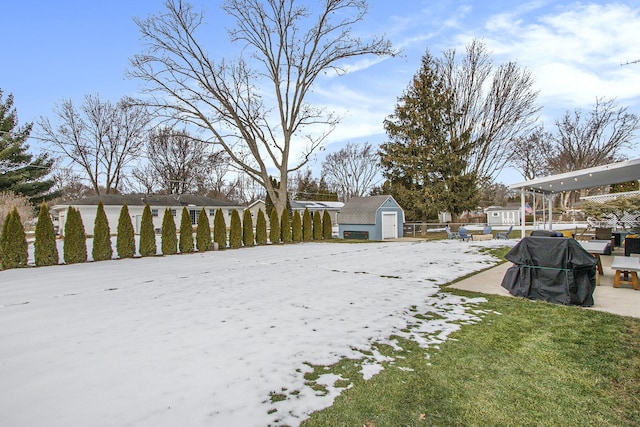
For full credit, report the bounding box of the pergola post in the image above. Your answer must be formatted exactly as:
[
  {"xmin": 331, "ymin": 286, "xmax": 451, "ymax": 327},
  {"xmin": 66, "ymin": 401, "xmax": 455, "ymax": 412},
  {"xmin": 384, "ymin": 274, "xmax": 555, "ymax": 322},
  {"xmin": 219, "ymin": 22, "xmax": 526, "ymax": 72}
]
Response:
[{"xmin": 520, "ymin": 188, "xmax": 526, "ymax": 238}]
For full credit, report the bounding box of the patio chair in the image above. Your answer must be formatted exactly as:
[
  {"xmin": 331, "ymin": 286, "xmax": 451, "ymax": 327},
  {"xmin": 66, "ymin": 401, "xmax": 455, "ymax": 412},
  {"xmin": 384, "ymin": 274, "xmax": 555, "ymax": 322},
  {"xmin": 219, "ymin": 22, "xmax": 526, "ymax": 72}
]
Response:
[
  {"xmin": 445, "ymin": 226, "xmax": 459, "ymax": 240},
  {"xmin": 496, "ymin": 225, "xmax": 513, "ymax": 240},
  {"xmin": 458, "ymin": 227, "xmax": 473, "ymax": 242},
  {"xmin": 483, "ymin": 225, "xmax": 492, "ymax": 235}
]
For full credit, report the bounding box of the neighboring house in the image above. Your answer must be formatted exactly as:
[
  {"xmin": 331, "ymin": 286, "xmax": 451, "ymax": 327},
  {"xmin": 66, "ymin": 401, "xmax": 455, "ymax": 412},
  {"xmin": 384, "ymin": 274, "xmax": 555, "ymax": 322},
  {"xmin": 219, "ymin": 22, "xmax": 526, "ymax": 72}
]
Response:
[
  {"xmin": 51, "ymin": 194, "xmax": 244, "ymax": 235},
  {"xmin": 485, "ymin": 206, "xmax": 521, "ymax": 226},
  {"xmin": 246, "ymin": 199, "xmax": 269, "ymax": 226},
  {"xmin": 337, "ymin": 195, "xmax": 404, "ymax": 240},
  {"xmin": 290, "ymin": 200, "xmax": 344, "ymax": 226}
]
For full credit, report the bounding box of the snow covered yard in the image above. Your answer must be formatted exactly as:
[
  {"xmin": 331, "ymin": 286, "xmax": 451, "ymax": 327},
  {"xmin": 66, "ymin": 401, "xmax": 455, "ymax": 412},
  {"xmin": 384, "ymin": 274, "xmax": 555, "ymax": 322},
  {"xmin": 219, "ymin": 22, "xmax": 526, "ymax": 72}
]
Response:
[{"xmin": 0, "ymin": 239, "xmax": 512, "ymax": 426}]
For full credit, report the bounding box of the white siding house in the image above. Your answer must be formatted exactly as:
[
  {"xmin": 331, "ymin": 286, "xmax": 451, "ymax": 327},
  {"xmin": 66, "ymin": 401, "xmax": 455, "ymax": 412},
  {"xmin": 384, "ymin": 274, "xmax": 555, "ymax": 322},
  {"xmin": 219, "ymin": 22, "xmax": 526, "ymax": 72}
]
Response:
[{"xmin": 51, "ymin": 194, "xmax": 244, "ymax": 235}]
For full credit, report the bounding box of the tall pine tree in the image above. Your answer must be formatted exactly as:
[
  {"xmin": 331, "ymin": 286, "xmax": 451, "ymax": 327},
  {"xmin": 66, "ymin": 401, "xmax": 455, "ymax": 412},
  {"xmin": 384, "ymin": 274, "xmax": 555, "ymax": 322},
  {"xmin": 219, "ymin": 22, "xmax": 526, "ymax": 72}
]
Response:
[
  {"xmin": 213, "ymin": 208, "xmax": 227, "ymax": 250},
  {"xmin": 292, "ymin": 210, "xmax": 302, "ymax": 242},
  {"xmin": 0, "ymin": 90, "xmax": 57, "ymax": 202},
  {"xmin": 242, "ymin": 209, "xmax": 254, "ymax": 247},
  {"xmin": 161, "ymin": 209, "xmax": 177, "ymax": 255},
  {"xmin": 34, "ymin": 202, "xmax": 59, "ymax": 266},
  {"xmin": 269, "ymin": 208, "xmax": 280, "ymax": 244},
  {"xmin": 139, "ymin": 203, "xmax": 157, "ymax": 257},
  {"xmin": 229, "ymin": 209, "xmax": 242, "ymax": 249},
  {"xmin": 63, "ymin": 206, "xmax": 87, "ymax": 264},
  {"xmin": 1, "ymin": 207, "xmax": 28, "ymax": 269},
  {"xmin": 380, "ymin": 51, "xmax": 478, "ymax": 221},
  {"xmin": 92, "ymin": 200, "xmax": 113, "ymax": 261},
  {"xmin": 196, "ymin": 208, "xmax": 211, "ymax": 252},
  {"xmin": 179, "ymin": 207, "xmax": 194, "ymax": 254},
  {"xmin": 255, "ymin": 209, "xmax": 267, "ymax": 245},
  {"xmin": 322, "ymin": 210, "xmax": 332, "ymax": 240},
  {"xmin": 302, "ymin": 208, "xmax": 312, "ymax": 241},
  {"xmin": 280, "ymin": 208, "xmax": 292, "ymax": 243},
  {"xmin": 116, "ymin": 204, "xmax": 136, "ymax": 258}
]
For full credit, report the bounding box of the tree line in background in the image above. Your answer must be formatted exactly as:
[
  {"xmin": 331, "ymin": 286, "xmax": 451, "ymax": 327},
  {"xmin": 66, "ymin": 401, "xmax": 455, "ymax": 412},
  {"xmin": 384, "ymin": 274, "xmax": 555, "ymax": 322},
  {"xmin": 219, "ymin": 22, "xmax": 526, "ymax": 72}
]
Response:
[
  {"xmin": 0, "ymin": 200, "xmax": 332, "ymax": 270},
  {"xmin": 3, "ymin": 0, "xmax": 640, "ymax": 227}
]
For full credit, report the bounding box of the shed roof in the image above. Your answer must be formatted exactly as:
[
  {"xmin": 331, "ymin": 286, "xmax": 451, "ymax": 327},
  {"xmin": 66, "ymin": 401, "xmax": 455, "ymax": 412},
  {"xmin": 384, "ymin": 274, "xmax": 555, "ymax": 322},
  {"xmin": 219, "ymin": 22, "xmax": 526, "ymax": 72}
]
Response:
[
  {"xmin": 338, "ymin": 195, "xmax": 400, "ymax": 225},
  {"xmin": 55, "ymin": 194, "xmax": 240, "ymax": 208},
  {"xmin": 509, "ymin": 158, "xmax": 640, "ymax": 194}
]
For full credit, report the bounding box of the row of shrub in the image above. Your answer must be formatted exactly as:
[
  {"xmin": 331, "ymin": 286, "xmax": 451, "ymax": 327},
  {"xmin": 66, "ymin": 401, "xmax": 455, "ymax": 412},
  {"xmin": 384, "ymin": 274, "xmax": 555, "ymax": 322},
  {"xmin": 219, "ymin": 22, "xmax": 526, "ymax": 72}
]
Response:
[{"xmin": 0, "ymin": 201, "xmax": 333, "ymax": 270}]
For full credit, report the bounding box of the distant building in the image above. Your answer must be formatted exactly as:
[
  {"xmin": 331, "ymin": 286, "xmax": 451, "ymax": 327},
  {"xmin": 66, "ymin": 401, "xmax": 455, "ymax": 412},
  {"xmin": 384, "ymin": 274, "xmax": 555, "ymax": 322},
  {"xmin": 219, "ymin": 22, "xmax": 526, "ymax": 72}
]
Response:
[
  {"xmin": 337, "ymin": 195, "xmax": 404, "ymax": 240},
  {"xmin": 51, "ymin": 194, "xmax": 243, "ymax": 235},
  {"xmin": 485, "ymin": 206, "xmax": 521, "ymax": 226}
]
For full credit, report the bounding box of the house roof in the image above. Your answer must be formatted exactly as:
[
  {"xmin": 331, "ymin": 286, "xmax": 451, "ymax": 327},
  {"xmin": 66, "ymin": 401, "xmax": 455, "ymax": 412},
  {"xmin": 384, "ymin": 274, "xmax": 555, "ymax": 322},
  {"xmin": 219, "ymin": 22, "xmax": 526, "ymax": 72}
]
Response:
[
  {"xmin": 54, "ymin": 194, "xmax": 241, "ymax": 208},
  {"xmin": 338, "ymin": 195, "xmax": 400, "ymax": 225},
  {"xmin": 290, "ymin": 200, "xmax": 344, "ymax": 210},
  {"xmin": 509, "ymin": 158, "xmax": 640, "ymax": 194}
]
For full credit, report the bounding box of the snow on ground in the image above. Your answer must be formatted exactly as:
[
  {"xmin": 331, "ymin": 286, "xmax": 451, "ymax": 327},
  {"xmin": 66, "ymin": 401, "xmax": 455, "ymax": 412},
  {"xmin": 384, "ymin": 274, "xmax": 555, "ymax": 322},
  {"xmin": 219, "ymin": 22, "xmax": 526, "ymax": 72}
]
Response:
[{"xmin": 0, "ymin": 239, "xmax": 514, "ymax": 426}]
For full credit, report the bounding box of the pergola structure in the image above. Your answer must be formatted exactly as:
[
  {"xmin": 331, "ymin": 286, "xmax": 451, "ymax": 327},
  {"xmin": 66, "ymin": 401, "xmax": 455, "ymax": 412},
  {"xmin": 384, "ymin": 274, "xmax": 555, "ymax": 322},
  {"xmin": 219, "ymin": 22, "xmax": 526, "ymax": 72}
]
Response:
[{"xmin": 509, "ymin": 158, "xmax": 640, "ymax": 238}]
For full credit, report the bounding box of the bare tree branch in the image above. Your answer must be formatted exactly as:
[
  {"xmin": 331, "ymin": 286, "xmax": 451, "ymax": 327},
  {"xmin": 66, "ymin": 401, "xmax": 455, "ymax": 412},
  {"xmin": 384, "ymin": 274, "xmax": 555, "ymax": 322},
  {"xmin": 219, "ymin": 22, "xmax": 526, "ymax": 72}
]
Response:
[{"xmin": 128, "ymin": 0, "xmax": 396, "ymax": 216}]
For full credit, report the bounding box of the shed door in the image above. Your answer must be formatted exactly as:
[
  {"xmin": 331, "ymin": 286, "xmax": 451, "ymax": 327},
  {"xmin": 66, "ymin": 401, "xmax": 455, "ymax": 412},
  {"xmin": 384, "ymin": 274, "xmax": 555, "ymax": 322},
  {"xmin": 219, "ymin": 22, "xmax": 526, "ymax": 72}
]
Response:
[{"xmin": 381, "ymin": 212, "xmax": 397, "ymax": 239}]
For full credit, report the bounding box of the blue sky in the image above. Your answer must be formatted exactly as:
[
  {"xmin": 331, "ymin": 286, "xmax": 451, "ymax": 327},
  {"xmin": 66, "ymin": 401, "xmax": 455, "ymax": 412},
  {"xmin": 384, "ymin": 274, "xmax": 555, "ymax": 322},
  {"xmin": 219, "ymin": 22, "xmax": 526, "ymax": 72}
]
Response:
[{"xmin": 3, "ymin": 0, "xmax": 640, "ymax": 185}]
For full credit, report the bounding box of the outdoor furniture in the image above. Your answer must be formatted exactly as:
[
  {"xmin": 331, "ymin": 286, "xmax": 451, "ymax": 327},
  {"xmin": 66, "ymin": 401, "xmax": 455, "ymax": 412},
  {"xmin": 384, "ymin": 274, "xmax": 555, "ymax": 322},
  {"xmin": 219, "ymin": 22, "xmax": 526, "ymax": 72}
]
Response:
[
  {"xmin": 474, "ymin": 225, "xmax": 493, "ymax": 241},
  {"xmin": 501, "ymin": 236, "xmax": 597, "ymax": 306},
  {"xmin": 594, "ymin": 227, "xmax": 614, "ymax": 249},
  {"xmin": 579, "ymin": 240, "xmax": 611, "ymax": 285},
  {"xmin": 445, "ymin": 226, "xmax": 459, "ymax": 240},
  {"xmin": 496, "ymin": 225, "xmax": 513, "ymax": 240},
  {"xmin": 625, "ymin": 236, "xmax": 640, "ymax": 257},
  {"xmin": 610, "ymin": 256, "xmax": 640, "ymax": 290},
  {"xmin": 458, "ymin": 227, "xmax": 473, "ymax": 242}
]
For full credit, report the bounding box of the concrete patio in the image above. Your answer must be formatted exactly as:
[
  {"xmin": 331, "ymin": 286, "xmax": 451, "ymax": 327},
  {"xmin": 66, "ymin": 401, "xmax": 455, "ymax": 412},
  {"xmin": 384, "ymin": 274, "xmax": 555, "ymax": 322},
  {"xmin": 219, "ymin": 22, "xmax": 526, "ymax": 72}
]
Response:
[{"xmin": 449, "ymin": 249, "xmax": 640, "ymax": 318}]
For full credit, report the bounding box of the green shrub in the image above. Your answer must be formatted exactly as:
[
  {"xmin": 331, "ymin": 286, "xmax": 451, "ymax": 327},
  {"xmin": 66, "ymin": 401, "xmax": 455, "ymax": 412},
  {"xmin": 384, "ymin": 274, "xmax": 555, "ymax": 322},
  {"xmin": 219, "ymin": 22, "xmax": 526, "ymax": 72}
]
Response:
[
  {"xmin": 269, "ymin": 208, "xmax": 280, "ymax": 244},
  {"xmin": 34, "ymin": 202, "xmax": 59, "ymax": 266},
  {"xmin": 179, "ymin": 207, "xmax": 194, "ymax": 254},
  {"xmin": 313, "ymin": 211, "xmax": 322, "ymax": 240},
  {"xmin": 92, "ymin": 200, "xmax": 112, "ymax": 261},
  {"xmin": 139, "ymin": 203, "xmax": 157, "ymax": 257},
  {"xmin": 322, "ymin": 209, "xmax": 332, "ymax": 239},
  {"xmin": 292, "ymin": 210, "xmax": 302, "ymax": 242},
  {"xmin": 161, "ymin": 209, "xmax": 177, "ymax": 255},
  {"xmin": 302, "ymin": 208, "xmax": 312, "ymax": 241},
  {"xmin": 63, "ymin": 206, "xmax": 87, "ymax": 264},
  {"xmin": 243, "ymin": 209, "xmax": 254, "ymax": 247},
  {"xmin": 1, "ymin": 207, "xmax": 28, "ymax": 269},
  {"xmin": 214, "ymin": 208, "xmax": 227, "ymax": 250},
  {"xmin": 196, "ymin": 208, "xmax": 212, "ymax": 252},
  {"xmin": 281, "ymin": 208, "xmax": 292, "ymax": 243},
  {"xmin": 229, "ymin": 209, "xmax": 242, "ymax": 249},
  {"xmin": 116, "ymin": 204, "xmax": 136, "ymax": 259},
  {"xmin": 255, "ymin": 209, "xmax": 267, "ymax": 245}
]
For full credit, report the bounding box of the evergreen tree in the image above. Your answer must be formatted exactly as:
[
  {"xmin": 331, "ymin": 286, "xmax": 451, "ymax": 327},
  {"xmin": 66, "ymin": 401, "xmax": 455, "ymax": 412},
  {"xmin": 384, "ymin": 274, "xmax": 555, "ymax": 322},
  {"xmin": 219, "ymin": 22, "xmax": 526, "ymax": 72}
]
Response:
[
  {"xmin": 322, "ymin": 210, "xmax": 332, "ymax": 240},
  {"xmin": 63, "ymin": 206, "xmax": 87, "ymax": 264},
  {"xmin": 161, "ymin": 209, "xmax": 177, "ymax": 255},
  {"xmin": 242, "ymin": 209, "xmax": 254, "ymax": 247},
  {"xmin": 292, "ymin": 210, "xmax": 302, "ymax": 242},
  {"xmin": 179, "ymin": 207, "xmax": 194, "ymax": 253},
  {"xmin": 302, "ymin": 208, "xmax": 312, "ymax": 241},
  {"xmin": 139, "ymin": 203, "xmax": 157, "ymax": 257},
  {"xmin": 116, "ymin": 204, "xmax": 136, "ymax": 258},
  {"xmin": 380, "ymin": 50, "xmax": 478, "ymax": 221},
  {"xmin": 0, "ymin": 90, "xmax": 57, "ymax": 202},
  {"xmin": 255, "ymin": 209, "xmax": 267, "ymax": 245},
  {"xmin": 229, "ymin": 209, "xmax": 242, "ymax": 249},
  {"xmin": 213, "ymin": 208, "xmax": 227, "ymax": 250},
  {"xmin": 34, "ymin": 202, "xmax": 59, "ymax": 266},
  {"xmin": 196, "ymin": 208, "xmax": 212, "ymax": 252},
  {"xmin": 280, "ymin": 208, "xmax": 292, "ymax": 243},
  {"xmin": 1, "ymin": 207, "xmax": 28, "ymax": 269},
  {"xmin": 92, "ymin": 200, "xmax": 113, "ymax": 261},
  {"xmin": 269, "ymin": 208, "xmax": 280, "ymax": 244},
  {"xmin": 313, "ymin": 211, "xmax": 322, "ymax": 240}
]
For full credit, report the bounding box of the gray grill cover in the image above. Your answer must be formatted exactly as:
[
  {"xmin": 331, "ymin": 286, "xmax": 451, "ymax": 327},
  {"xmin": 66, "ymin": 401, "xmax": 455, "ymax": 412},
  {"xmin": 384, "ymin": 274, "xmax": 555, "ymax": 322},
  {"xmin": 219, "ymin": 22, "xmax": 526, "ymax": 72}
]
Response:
[{"xmin": 501, "ymin": 237, "xmax": 597, "ymax": 306}]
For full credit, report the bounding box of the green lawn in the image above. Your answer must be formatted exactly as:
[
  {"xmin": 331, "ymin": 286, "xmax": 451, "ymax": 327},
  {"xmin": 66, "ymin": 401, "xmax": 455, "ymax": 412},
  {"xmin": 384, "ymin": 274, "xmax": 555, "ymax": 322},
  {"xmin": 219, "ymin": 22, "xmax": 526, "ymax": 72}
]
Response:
[{"xmin": 301, "ymin": 261, "xmax": 640, "ymax": 426}]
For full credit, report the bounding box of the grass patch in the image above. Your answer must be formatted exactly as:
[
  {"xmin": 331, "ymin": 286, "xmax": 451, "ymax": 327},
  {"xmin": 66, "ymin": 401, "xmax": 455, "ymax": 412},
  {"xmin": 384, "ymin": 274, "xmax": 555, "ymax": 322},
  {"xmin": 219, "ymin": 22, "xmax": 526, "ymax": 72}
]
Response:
[{"xmin": 302, "ymin": 295, "xmax": 640, "ymax": 426}]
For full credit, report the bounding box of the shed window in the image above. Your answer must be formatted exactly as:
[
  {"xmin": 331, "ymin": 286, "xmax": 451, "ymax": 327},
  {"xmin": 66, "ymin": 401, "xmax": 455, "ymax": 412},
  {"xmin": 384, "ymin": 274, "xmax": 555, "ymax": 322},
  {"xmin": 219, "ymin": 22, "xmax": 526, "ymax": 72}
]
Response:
[
  {"xmin": 492, "ymin": 212, "xmax": 499, "ymax": 217},
  {"xmin": 151, "ymin": 209, "xmax": 159, "ymax": 217},
  {"xmin": 209, "ymin": 209, "xmax": 216, "ymax": 216},
  {"xmin": 171, "ymin": 209, "xmax": 177, "ymax": 216}
]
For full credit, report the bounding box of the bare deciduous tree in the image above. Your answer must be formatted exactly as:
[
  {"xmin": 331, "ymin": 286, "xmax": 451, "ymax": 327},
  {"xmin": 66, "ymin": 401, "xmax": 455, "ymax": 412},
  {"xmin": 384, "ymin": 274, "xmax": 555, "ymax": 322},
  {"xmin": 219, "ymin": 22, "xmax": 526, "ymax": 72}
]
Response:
[
  {"xmin": 546, "ymin": 98, "xmax": 639, "ymax": 208},
  {"xmin": 141, "ymin": 127, "xmax": 224, "ymax": 195},
  {"xmin": 509, "ymin": 126, "xmax": 552, "ymax": 181},
  {"xmin": 440, "ymin": 39, "xmax": 540, "ymax": 181},
  {"xmin": 129, "ymin": 0, "xmax": 396, "ymax": 218},
  {"xmin": 36, "ymin": 94, "xmax": 150, "ymax": 195},
  {"xmin": 322, "ymin": 142, "xmax": 379, "ymax": 201}
]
